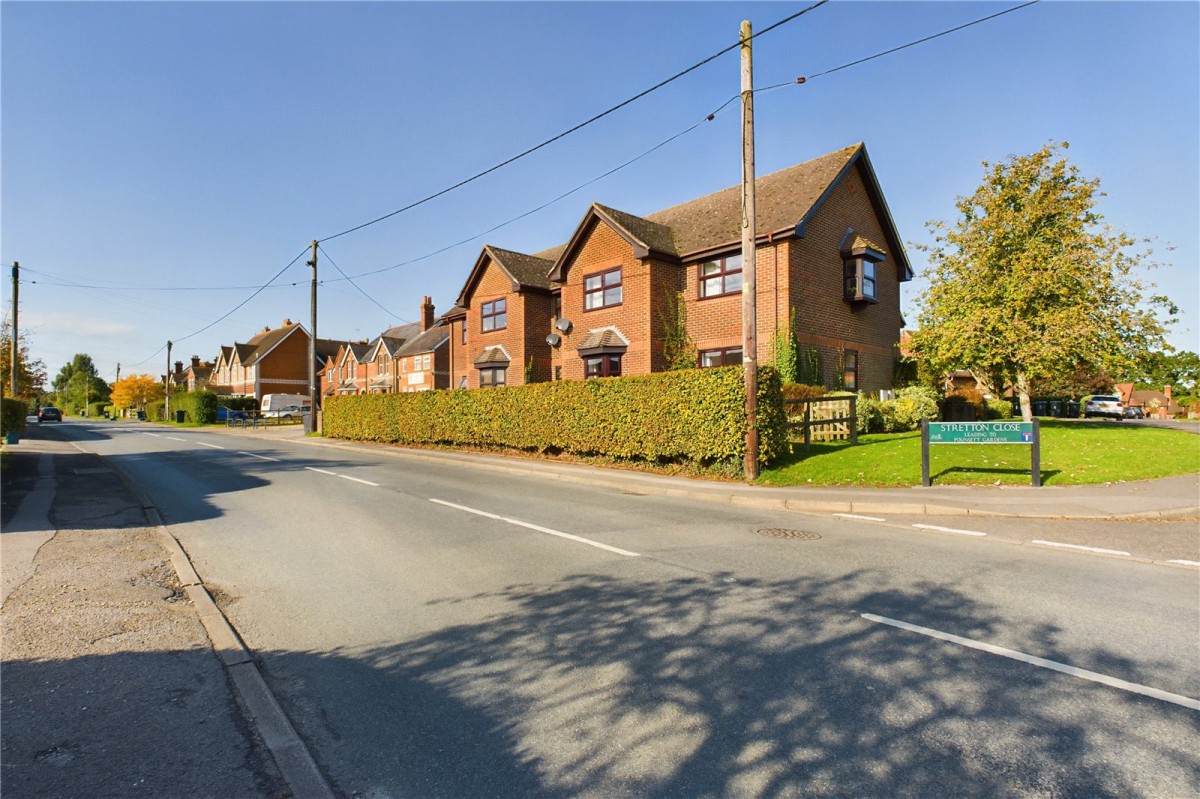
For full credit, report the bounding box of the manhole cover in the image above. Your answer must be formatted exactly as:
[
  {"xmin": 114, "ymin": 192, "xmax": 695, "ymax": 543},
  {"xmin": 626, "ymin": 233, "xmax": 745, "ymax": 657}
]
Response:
[{"xmin": 755, "ymin": 528, "xmax": 821, "ymax": 540}]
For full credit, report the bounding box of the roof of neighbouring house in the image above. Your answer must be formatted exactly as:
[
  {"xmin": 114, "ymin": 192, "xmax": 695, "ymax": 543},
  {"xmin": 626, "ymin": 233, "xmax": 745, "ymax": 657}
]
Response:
[
  {"xmin": 396, "ymin": 326, "xmax": 450, "ymax": 357},
  {"xmin": 455, "ymin": 246, "xmax": 556, "ymax": 307}
]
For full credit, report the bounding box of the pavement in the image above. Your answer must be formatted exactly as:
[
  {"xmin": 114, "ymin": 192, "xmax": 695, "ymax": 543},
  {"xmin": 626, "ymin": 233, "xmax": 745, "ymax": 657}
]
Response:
[
  {"xmin": 1, "ymin": 419, "xmax": 1196, "ymax": 797},
  {"xmin": 233, "ymin": 420, "xmax": 1200, "ymax": 522}
]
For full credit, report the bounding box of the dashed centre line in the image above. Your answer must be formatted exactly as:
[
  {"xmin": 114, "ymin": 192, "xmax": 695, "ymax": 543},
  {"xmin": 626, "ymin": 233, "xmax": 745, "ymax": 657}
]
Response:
[
  {"xmin": 1031, "ymin": 540, "xmax": 1131, "ymax": 557},
  {"xmin": 338, "ymin": 474, "xmax": 380, "ymax": 487},
  {"xmin": 305, "ymin": 467, "xmax": 339, "ymax": 477},
  {"xmin": 198, "ymin": 442, "xmax": 225, "ymax": 450},
  {"xmin": 834, "ymin": 513, "xmax": 886, "ymax": 522},
  {"xmin": 1166, "ymin": 559, "xmax": 1200, "ymax": 568},
  {"xmin": 429, "ymin": 498, "xmax": 640, "ymax": 557},
  {"xmin": 165, "ymin": 436, "xmax": 187, "ymax": 442},
  {"xmin": 912, "ymin": 523, "xmax": 986, "ymax": 537},
  {"xmin": 862, "ymin": 613, "xmax": 1200, "ymax": 711},
  {"xmin": 240, "ymin": 452, "xmax": 281, "ymax": 462}
]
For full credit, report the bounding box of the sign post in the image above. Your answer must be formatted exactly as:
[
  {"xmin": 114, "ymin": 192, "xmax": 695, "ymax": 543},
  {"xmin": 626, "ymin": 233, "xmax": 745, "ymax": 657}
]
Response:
[{"xmin": 921, "ymin": 419, "xmax": 1041, "ymax": 487}]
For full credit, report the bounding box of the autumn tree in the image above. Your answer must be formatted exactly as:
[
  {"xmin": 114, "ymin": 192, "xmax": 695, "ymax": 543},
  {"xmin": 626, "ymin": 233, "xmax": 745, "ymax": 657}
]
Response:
[
  {"xmin": 110, "ymin": 374, "xmax": 164, "ymax": 411},
  {"xmin": 910, "ymin": 143, "xmax": 1173, "ymax": 421},
  {"xmin": 0, "ymin": 321, "xmax": 48, "ymax": 403}
]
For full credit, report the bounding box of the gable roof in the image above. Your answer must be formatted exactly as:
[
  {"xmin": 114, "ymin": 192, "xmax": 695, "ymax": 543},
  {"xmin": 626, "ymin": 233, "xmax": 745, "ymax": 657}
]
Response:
[
  {"xmin": 243, "ymin": 322, "xmax": 307, "ymax": 367},
  {"xmin": 396, "ymin": 325, "xmax": 450, "ymax": 357},
  {"xmin": 455, "ymin": 245, "xmax": 556, "ymax": 307},
  {"xmin": 548, "ymin": 142, "xmax": 912, "ymax": 282}
]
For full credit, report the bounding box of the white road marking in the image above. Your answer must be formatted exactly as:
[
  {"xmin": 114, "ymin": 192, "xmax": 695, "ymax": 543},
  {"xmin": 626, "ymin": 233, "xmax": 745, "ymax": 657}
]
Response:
[
  {"xmin": 305, "ymin": 467, "xmax": 338, "ymax": 476},
  {"xmin": 144, "ymin": 433, "xmax": 161, "ymax": 437},
  {"xmin": 165, "ymin": 436, "xmax": 187, "ymax": 442},
  {"xmin": 862, "ymin": 613, "xmax": 1200, "ymax": 711},
  {"xmin": 913, "ymin": 523, "xmax": 986, "ymax": 537},
  {"xmin": 834, "ymin": 513, "xmax": 886, "ymax": 522},
  {"xmin": 198, "ymin": 442, "xmax": 225, "ymax": 450},
  {"xmin": 240, "ymin": 452, "xmax": 281, "ymax": 462},
  {"xmin": 1166, "ymin": 559, "xmax": 1200, "ymax": 568},
  {"xmin": 1031, "ymin": 540, "xmax": 1131, "ymax": 557},
  {"xmin": 429, "ymin": 498, "xmax": 640, "ymax": 557},
  {"xmin": 338, "ymin": 474, "xmax": 380, "ymax": 487}
]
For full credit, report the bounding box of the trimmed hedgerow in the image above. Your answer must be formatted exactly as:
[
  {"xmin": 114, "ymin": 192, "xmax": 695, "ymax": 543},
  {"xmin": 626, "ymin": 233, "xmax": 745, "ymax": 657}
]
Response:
[
  {"xmin": 324, "ymin": 366, "xmax": 787, "ymax": 466},
  {"xmin": 170, "ymin": 390, "xmax": 219, "ymax": 423},
  {"xmin": 2, "ymin": 398, "xmax": 27, "ymax": 434}
]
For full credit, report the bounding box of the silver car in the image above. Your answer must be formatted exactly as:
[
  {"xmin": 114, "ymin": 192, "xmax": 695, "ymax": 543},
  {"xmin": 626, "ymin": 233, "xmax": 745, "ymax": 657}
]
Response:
[{"xmin": 1084, "ymin": 394, "xmax": 1124, "ymax": 420}]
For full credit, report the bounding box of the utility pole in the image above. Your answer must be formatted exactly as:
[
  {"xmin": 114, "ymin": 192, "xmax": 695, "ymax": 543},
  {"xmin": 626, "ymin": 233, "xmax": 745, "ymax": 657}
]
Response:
[
  {"xmin": 165, "ymin": 339, "xmax": 173, "ymax": 421},
  {"xmin": 10, "ymin": 261, "xmax": 18, "ymax": 398},
  {"xmin": 307, "ymin": 240, "xmax": 318, "ymax": 434},
  {"xmin": 740, "ymin": 19, "xmax": 759, "ymax": 480},
  {"xmin": 116, "ymin": 363, "xmax": 121, "ymax": 385}
]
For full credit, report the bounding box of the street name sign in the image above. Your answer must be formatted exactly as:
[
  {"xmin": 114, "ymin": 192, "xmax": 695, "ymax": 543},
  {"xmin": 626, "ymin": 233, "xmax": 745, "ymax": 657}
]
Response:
[
  {"xmin": 921, "ymin": 419, "xmax": 1041, "ymax": 487},
  {"xmin": 927, "ymin": 421, "xmax": 1034, "ymax": 445}
]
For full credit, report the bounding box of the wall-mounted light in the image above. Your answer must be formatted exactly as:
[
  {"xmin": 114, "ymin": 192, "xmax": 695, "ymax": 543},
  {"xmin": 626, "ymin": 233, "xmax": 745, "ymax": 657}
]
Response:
[
  {"xmin": 546, "ymin": 333, "xmax": 561, "ymax": 347},
  {"xmin": 555, "ymin": 318, "xmax": 572, "ymax": 333}
]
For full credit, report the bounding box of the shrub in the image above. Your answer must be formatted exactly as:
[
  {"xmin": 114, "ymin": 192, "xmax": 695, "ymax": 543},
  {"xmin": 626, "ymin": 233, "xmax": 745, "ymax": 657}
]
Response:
[
  {"xmin": 985, "ymin": 398, "xmax": 1013, "ymax": 419},
  {"xmin": 325, "ymin": 366, "xmax": 787, "ymax": 468},
  {"xmin": 781, "ymin": 383, "xmax": 825, "ymax": 402},
  {"xmin": 892, "ymin": 385, "xmax": 939, "ymax": 430},
  {"xmin": 171, "ymin": 390, "xmax": 219, "ymax": 423},
  {"xmin": 145, "ymin": 400, "xmax": 165, "ymax": 421},
  {"xmin": 2, "ymin": 398, "xmax": 27, "ymax": 435},
  {"xmin": 219, "ymin": 396, "xmax": 258, "ymax": 412},
  {"xmin": 87, "ymin": 402, "xmax": 107, "ymax": 418},
  {"xmin": 856, "ymin": 393, "xmax": 883, "ymax": 434}
]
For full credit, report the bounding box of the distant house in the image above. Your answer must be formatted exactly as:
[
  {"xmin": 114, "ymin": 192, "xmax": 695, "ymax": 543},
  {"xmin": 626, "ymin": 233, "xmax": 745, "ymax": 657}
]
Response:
[
  {"xmin": 1115, "ymin": 382, "xmax": 1182, "ymax": 417},
  {"xmin": 395, "ymin": 298, "xmax": 451, "ymax": 392},
  {"xmin": 208, "ymin": 319, "xmax": 342, "ymax": 404},
  {"xmin": 180, "ymin": 356, "xmax": 214, "ymax": 392},
  {"xmin": 447, "ymin": 142, "xmax": 911, "ymax": 393},
  {"xmin": 320, "ymin": 298, "xmax": 449, "ymax": 395}
]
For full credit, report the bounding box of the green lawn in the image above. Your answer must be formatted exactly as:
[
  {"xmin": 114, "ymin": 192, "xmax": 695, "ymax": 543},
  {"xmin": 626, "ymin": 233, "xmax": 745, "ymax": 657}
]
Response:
[{"xmin": 758, "ymin": 420, "xmax": 1200, "ymax": 487}]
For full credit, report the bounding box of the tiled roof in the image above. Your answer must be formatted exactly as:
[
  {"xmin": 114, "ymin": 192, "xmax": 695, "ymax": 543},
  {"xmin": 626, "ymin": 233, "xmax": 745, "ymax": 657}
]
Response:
[
  {"xmin": 381, "ymin": 322, "xmax": 421, "ymax": 342},
  {"xmin": 397, "ymin": 326, "xmax": 450, "ymax": 357},
  {"xmin": 473, "ymin": 346, "xmax": 512, "ymax": 366},
  {"xmin": 576, "ymin": 327, "xmax": 629, "ymax": 352},
  {"xmin": 593, "ymin": 204, "xmax": 678, "ymax": 256},
  {"xmin": 244, "ymin": 323, "xmax": 303, "ymax": 367},
  {"xmin": 234, "ymin": 343, "xmax": 256, "ymax": 363},
  {"xmin": 486, "ymin": 246, "xmax": 555, "ymax": 290},
  {"xmin": 845, "ymin": 234, "xmax": 888, "ymax": 255},
  {"xmin": 348, "ymin": 342, "xmax": 373, "ymax": 362},
  {"xmin": 644, "ymin": 144, "xmax": 862, "ymax": 256}
]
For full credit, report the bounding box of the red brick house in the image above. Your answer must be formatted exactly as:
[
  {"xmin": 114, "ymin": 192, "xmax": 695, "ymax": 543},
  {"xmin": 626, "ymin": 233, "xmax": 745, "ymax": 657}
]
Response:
[
  {"xmin": 209, "ymin": 320, "xmax": 341, "ymax": 403},
  {"xmin": 448, "ymin": 143, "xmax": 910, "ymax": 393}
]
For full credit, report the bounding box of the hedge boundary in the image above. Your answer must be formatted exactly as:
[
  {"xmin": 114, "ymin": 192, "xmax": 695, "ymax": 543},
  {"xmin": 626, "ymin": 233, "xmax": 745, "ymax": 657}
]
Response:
[{"xmin": 324, "ymin": 366, "xmax": 786, "ymax": 466}]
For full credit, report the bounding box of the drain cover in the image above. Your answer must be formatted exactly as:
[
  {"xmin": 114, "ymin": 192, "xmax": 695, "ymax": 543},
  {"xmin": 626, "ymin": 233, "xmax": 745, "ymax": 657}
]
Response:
[{"xmin": 755, "ymin": 528, "xmax": 821, "ymax": 540}]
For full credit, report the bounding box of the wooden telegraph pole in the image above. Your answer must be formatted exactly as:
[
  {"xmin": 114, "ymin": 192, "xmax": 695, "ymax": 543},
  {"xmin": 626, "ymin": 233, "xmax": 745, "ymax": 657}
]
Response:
[
  {"xmin": 10, "ymin": 261, "xmax": 18, "ymax": 398},
  {"xmin": 307, "ymin": 240, "xmax": 319, "ymax": 434},
  {"xmin": 165, "ymin": 339, "xmax": 173, "ymax": 420},
  {"xmin": 740, "ymin": 20, "xmax": 759, "ymax": 479}
]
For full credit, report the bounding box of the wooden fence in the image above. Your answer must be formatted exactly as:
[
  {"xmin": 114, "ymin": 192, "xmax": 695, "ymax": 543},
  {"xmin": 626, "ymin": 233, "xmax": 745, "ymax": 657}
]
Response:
[{"xmin": 785, "ymin": 395, "xmax": 858, "ymax": 450}]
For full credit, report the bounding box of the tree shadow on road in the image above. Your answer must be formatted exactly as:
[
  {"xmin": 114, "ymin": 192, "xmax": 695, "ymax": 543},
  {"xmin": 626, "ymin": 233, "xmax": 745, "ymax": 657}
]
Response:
[{"xmin": 255, "ymin": 570, "xmax": 1197, "ymax": 798}]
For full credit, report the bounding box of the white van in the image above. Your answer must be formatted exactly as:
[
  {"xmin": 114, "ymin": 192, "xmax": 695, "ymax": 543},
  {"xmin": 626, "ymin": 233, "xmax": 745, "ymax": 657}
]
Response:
[{"xmin": 261, "ymin": 394, "xmax": 311, "ymax": 414}]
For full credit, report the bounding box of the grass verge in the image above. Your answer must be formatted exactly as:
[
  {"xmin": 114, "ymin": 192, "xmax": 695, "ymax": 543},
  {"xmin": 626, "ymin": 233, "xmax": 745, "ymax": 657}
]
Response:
[{"xmin": 758, "ymin": 420, "xmax": 1200, "ymax": 487}]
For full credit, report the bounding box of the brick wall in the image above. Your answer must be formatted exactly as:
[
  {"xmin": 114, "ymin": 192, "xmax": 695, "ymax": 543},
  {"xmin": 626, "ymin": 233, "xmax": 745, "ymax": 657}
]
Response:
[{"xmin": 465, "ymin": 258, "xmax": 526, "ymax": 388}]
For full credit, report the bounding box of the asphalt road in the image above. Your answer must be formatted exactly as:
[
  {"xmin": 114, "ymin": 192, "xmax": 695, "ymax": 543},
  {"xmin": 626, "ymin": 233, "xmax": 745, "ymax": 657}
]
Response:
[{"xmin": 50, "ymin": 420, "xmax": 1200, "ymax": 798}]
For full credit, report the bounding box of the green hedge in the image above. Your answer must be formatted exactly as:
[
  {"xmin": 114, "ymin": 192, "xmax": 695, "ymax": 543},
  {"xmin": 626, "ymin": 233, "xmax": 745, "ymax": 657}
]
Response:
[
  {"xmin": 325, "ymin": 366, "xmax": 786, "ymax": 467},
  {"xmin": 218, "ymin": 396, "xmax": 258, "ymax": 412},
  {"xmin": 145, "ymin": 400, "xmax": 165, "ymax": 421},
  {"xmin": 2, "ymin": 398, "xmax": 28, "ymax": 435},
  {"xmin": 171, "ymin": 390, "xmax": 219, "ymax": 423}
]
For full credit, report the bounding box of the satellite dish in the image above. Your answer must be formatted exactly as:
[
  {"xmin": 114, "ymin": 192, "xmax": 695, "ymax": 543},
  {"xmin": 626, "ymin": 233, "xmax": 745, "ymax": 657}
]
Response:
[
  {"xmin": 546, "ymin": 333, "xmax": 561, "ymax": 347},
  {"xmin": 555, "ymin": 318, "xmax": 572, "ymax": 333}
]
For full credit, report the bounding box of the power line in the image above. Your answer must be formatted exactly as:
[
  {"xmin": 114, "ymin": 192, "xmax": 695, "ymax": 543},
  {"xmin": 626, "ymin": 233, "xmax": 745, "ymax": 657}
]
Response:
[
  {"xmin": 326, "ymin": 94, "xmax": 741, "ymax": 284},
  {"xmin": 805, "ymin": 1, "xmax": 1040, "ymax": 81},
  {"xmin": 316, "ymin": 244, "xmax": 409, "ymax": 323},
  {"xmin": 23, "ymin": 267, "xmax": 304, "ymax": 292},
  {"xmin": 316, "ymin": 1, "xmax": 829, "ymax": 244},
  {"xmin": 126, "ymin": 247, "xmax": 310, "ymax": 367}
]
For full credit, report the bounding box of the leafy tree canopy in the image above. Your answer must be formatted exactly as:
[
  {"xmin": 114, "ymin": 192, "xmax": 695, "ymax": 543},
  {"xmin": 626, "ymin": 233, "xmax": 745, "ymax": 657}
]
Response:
[
  {"xmin": 53, "ymin": 353, "xmax": 100, "ymax": 392},
  {"xmin": 1124, "ymin": 349, "xmax": 1200, "ymax": 391},
  {"xmin": 110, "ymin": 374, "xmax": 164, "ymax": 410},
  {"xmin": 0, "ymin": 321, "xmax": 48, "ymax": 402},
  {"xmin": 909, "ymin": 142, "xmax": 1173, "ymax": 420}
]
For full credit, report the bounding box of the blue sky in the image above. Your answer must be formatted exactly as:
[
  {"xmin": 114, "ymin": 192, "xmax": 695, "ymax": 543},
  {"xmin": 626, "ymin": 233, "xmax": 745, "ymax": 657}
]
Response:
[{"xmin": 3, "ymin": 1, "xmax": 1197, "ymax": 385}]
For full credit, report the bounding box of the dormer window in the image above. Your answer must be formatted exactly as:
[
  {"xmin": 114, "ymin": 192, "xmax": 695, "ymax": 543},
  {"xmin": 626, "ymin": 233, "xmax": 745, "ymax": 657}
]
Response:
[{"xmin": 840, "ymin": 231, "xmax": 886, "ymax": 305}]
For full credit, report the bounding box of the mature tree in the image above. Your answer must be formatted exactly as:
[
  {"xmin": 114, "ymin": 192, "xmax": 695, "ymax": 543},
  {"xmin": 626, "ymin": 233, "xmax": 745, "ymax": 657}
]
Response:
[
  {"xmin": 0, "ymin": 321, "xmax": 48, "ymax": 402},
  {"xmin": 1127, "ymin": 349, "xmax": 1200, "ymax": 391},
  {"xmin": 53, "ymin": 353, "xmax": 100, "ymax": 392},
  {"xmin": 910, "ymin": 143, "xmax": 1173, "ymax": 421},
  {"xmin": 110, "ymin": 374, "xmax": 164, "ymax": 411}
]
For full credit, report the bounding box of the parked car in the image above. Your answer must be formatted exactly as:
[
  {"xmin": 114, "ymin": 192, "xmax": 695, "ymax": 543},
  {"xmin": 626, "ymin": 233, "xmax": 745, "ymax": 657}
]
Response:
[
  {"xmin": 1083, "ymin": 394, "xmax": 1124, "ymax": 420},
  {"xmin": 1123, "ymin": 405, "xmax": 1145, "ymax": 419},
  {"xmin": 216, "ymin": 405, "xmax": 249, "ymax": 422},
  {"xmin": 37, "ymin": 406, "xmax": 62, "ymax": 422},
  {"xmin": 261, "ymin": 404, "xmax": 310, "ymax": 420}
]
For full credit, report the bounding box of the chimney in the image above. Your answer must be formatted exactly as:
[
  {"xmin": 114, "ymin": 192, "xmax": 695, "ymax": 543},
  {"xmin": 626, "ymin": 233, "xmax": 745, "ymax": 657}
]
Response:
[
  {"xmin": 283, "ymin": 318, "xmax": 293, "ymax": 327},
  {"xmin": 421, "ymin": 296, "xmax": 435, "ymax": 332},
  {"xmin": 1165, "ymin": 384, "xmax": 1173, "ymax": 405},
  {"xmin": 174, "ymin": 361, "xmax": 183, "ymax": 376},
  {"xmin": 191, "ymin": 355, "xmax": 200, "ymax": 368}
]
